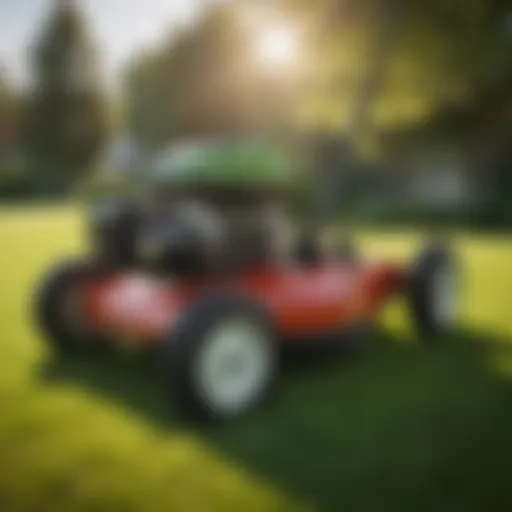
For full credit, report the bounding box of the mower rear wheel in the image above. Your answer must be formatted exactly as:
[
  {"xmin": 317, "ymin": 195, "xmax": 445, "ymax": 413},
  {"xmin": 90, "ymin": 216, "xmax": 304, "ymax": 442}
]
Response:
[
  {"xmin": 162, "ymin": 294, "xmax": 278, "ymax": 422},
  {"xmin": 35, "ymin": 259, "xmax": 107, "ymax": 355}
]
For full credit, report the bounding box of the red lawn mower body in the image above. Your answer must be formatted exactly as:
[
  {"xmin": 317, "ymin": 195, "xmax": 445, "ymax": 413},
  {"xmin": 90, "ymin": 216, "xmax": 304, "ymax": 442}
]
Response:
[
  {"xmin": 36, "ymin": 237, "xmax": 455, "ymax": 421},
  {"xmin": 82, "ymin": 261, "xmax": 405, "ymax": 345}
]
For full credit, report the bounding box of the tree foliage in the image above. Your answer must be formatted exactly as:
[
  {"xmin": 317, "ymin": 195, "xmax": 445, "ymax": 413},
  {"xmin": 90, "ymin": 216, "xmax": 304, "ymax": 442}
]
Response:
[
  {"xmin": 123, "ymin": 0, "xmax": 511, "ymax": 157},
  {"xmin": 298, "ymin": 0, "xmax": 512, "ymax": 135},
  {"xmin": 0, "ymin": 66, "xmax": 19, "ymax": 146},
  {"xmin": 124, "ymin": 5, "xmax": 300, "ymax": 153},
  {"xmin": 22, "ymin": 0, "xmax": 108, "ymax": 184}
]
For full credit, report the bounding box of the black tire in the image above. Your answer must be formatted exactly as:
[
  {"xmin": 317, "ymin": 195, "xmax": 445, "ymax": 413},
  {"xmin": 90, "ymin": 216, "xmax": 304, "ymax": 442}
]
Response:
[
  {"xmin": 161, "ymin": 293, "xmax": 278, "ymax": 422},
  {"xmin": 35, "ymin": 259, "xmax": 108, "ymax": 355},
  {"xmin": 408, "ymin": 243, "xmax": 460, "ymax": 338}
]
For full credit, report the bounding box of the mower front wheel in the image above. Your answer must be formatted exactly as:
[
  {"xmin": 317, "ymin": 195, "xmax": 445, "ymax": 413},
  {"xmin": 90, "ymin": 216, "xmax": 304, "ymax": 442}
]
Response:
[
  {"xmin": 162, "ymin": 294, "xmax": 278, "ymax": 422},
  {"xmin": 408, "ymin": 243, "xmax": 460, "ymax": 338}
]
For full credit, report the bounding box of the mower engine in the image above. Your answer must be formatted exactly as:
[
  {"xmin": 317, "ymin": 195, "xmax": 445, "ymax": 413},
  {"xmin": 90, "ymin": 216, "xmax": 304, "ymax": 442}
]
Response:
[
  {"xmin": 89, "ymin": 199, "xmax": 142, "ymax": 267},
  {"xmin": 137, "ymin": 200, "xmax": 226, "ymax": 274},
  {"xmin": 89, "ymin": 198, "xmax": 227, "ymax": 275}
]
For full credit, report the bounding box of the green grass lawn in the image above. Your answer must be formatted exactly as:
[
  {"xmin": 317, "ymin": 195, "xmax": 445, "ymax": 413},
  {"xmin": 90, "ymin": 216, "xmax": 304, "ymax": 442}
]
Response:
[{"xmin": 1, "ymin": 205, "xmax": 512, "ymax": 511}]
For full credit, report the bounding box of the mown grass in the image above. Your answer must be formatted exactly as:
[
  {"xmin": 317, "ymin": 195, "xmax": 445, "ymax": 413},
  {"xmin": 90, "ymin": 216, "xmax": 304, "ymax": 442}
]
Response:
[{"xmin": 1, "ymin": 204, "xmax": 512, "ymax": 511}]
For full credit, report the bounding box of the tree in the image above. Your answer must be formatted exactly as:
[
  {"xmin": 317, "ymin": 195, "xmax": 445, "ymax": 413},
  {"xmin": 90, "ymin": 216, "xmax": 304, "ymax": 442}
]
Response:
[
  {"xmin": 124, "ymin": 4, "xmax": 299, "ymax": 154},
  {"xmin": 0, "ymin": 65, "xmax": 19, "ymax": 157},
  {"xmin": 269, "ymin": 0, "xmax": 512, "ymax": 219},
  {"xmin": 125, "ymin": 0, "xmax": 511, "ymax": 171},
  {"xmin": 22, "ymin": 0, "xmax": 108, "ymax": 190},
  {"xmin": 289, "ymin": 0, "xmax": 510, "ymax": 137}
]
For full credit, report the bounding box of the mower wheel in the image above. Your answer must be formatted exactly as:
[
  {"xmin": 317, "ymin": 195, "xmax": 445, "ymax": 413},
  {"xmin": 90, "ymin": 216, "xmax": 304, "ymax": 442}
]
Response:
[
  {"xmin": 162, "ymin": 293, "xmax": 278, "ymax": 422},
  {"xmin": 408, "ymin": 243, "xmax": 460, "ymax": 338},
  {"xmin": 35, "ymin": 259, "xmax": 107, "ymax": 355}
]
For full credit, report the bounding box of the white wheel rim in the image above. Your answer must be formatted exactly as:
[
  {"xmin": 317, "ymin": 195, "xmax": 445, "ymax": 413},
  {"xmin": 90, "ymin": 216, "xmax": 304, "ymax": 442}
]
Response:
[
  {"xmin": 433, "ymin": 266, "xmax": 458, "ymax": 327},
  {"xmin": 194, "ymin": 319, "xmax": 273, "ymax": 416}
]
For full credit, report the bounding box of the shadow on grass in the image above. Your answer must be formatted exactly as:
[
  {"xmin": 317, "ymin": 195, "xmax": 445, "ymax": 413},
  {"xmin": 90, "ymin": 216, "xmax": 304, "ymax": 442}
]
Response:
[{"xmin": 39, "ymin": 329, "xmax": 512, "ymax": 512}]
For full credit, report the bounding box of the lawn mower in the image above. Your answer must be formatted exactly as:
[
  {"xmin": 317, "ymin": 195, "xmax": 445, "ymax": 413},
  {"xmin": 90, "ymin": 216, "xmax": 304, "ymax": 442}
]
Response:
[{"xmin": 34, "ymin": 139, "xmax": 460, "ymax": 421}]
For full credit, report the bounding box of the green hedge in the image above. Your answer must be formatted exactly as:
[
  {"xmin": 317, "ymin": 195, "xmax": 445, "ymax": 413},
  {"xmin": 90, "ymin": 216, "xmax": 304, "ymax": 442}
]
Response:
[
  {"xmin": 0, "ymin": 164, "xmax": 123, "ymax": 201},
  {"xmin": 0, "ymin": 163, "xmax": 36, "ymax": 199},
  {"xmin": 343, "ymin": 199, "xmax": 512, "ymax": 229}
]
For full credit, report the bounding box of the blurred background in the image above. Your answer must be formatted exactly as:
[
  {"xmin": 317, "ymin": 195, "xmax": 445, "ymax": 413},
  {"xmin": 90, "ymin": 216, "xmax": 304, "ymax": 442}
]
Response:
[
  {"xmin": 1, "ymin": 1, "xmax": 512, "ymax": 511},
  {"xmin": 1, "ymin": 0, "xmax": 511, "ymax": 226}
]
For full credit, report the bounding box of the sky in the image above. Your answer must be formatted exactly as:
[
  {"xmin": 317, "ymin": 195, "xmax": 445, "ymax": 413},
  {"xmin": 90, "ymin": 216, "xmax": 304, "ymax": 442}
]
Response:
[{"xmin": 0, "ymin": 0, "xmax": 204, "ymax": 90}]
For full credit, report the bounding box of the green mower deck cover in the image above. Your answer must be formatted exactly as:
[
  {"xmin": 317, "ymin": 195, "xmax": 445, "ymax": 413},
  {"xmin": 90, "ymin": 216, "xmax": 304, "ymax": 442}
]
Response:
[{"xmin": 150, "ymin": 139, "xmax": 296, "ymax": 189}]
